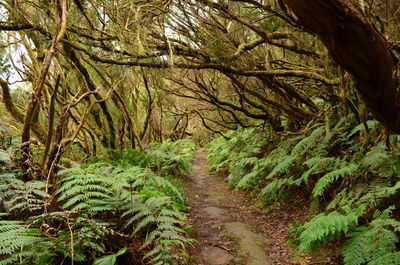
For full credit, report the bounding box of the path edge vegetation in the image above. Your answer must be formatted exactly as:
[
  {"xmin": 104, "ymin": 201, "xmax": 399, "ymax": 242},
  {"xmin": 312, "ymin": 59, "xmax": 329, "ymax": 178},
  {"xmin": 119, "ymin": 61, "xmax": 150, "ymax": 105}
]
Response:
[
  {"xmin": 206, "ymin": 118, "xmax": 400, "ymax": 264},
  {"xmin": 0, "ymin": 140, "xmax": 196, "ymax": 264}
]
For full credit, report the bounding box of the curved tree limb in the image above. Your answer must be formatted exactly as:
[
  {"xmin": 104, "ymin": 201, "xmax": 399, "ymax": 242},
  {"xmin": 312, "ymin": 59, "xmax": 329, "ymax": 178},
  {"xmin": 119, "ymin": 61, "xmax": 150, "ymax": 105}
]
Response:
[
  {"xmin": 0, "ymin": 78, "xmax": 47, "ymax": 143},
  {"xmin": 284, "ymin": 0, "xmax": 400, "ymax": 133},
  {"xmin": 21, "ymin": 0, "xmax": 68, "ymax": 143}
]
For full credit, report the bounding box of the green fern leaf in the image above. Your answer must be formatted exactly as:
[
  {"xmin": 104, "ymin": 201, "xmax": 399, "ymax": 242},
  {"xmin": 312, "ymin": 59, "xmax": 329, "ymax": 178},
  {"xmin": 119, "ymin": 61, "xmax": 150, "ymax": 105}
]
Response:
[
  {"xmin": 313, "ymin": 163, "xmax": 358, "ymax": 197},
  {"xmin": 298, "ymin": 210, "xmax": 360, "ymax": 252},
  {"xmin": 368, "ymin": 252, "xmax": 400, "ymax": 265}
]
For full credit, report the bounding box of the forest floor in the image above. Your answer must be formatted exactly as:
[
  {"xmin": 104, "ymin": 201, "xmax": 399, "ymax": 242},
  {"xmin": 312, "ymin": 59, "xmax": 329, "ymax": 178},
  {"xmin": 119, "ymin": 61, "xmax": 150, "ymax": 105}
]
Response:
[{"xmin": 185, "ymin": 150, "xmax": 339, "ymax": 265}]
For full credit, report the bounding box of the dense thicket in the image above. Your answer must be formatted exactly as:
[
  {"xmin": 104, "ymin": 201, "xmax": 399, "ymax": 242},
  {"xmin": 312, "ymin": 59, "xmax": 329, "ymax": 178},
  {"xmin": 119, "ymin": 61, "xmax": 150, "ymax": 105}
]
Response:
[
  {"xmin": 207, "ymin": 117, "xmax": 400, "ymax": 263},
  {"xmin": 0, "ymin": 140, "xmax": 195, "ymax": 264}
]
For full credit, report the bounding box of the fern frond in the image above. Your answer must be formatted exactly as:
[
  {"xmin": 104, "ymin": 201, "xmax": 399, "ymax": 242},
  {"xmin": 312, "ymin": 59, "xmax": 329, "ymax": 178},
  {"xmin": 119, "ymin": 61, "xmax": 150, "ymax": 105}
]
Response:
[
  {"xmin": 0, "ymin": 219, "xmax": 45, "ymax": 263},
  {"xmin": 298, "ymin": 209, "xmax": 361, "ymax": 252},
  {"xmin": 361, "ymin": 143, "xmax": 388, "ymax": 167},
  {"xmin": 149, "ymin": 176, "xmax": 184, "ymax": 204},
  {"xmin": 343, "ymin": 208, "xmax": 399, "ymax": 265},
  {"xmin": 367, "ymin": 252, "xmax": 400, "ymax": 265},
  {"xmin": 260, "ymin": 177, "xmax": 292, "ymax": 202},
  {"xmin": 291, "ymin": 126, "xmax": 325, "ymax": 156},
  {"xmin": 348, "ymin": 120, "xmax": 379, "ymax": 139},
  {"xmin": 359, "ymin": 181, "xmax": 400, "ymax": 207},
  {"xmin": 0, "ymin": 176, "xmax": 49, "ymax": 214},
  {"xmin": 0, "ymin": 150, "xmax": 11, "ymax": 167},
  {"xmin": 265, "ymin": 155, "xmax": 296, "ymax": 180},
  {"xmin": 312, "ymin": 163, "xmax": 358, "ymax": 197}
]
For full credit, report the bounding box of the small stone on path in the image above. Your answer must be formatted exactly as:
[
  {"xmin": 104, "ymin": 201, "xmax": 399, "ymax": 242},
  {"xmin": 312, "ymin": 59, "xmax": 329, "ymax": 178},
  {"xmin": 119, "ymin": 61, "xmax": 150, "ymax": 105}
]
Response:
[{"xmin": 202, "ymin": 246, "xmax": 234, "ymax": 265}]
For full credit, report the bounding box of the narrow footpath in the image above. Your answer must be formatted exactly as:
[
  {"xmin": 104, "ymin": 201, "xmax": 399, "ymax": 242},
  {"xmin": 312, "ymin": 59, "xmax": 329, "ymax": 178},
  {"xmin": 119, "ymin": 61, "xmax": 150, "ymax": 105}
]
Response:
[{"xmin": 186, "ymin": 150, "xmax": 335, "ymax": 265}]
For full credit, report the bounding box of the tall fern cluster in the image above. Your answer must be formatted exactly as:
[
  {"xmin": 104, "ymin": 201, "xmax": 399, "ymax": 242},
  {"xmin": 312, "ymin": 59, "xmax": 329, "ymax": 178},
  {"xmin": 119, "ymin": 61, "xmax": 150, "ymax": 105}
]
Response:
[
  {"xmin": 207, "ymin": 118, "xmax": 400, "ymax": 264},
  {"xmin": 145, "ymin": 139, "xmax": 195, "ymax": 177},
  {"xmin": 0, "ymin": 139, "xmax": 195, "ymax": 265}
]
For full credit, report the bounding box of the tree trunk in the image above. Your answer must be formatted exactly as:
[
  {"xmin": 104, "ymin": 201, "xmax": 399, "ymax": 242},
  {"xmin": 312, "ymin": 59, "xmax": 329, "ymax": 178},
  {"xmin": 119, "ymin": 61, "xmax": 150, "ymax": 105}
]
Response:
[{"xmin": 284, "ymin": 0, "xmax": 400, "ymax": 133}]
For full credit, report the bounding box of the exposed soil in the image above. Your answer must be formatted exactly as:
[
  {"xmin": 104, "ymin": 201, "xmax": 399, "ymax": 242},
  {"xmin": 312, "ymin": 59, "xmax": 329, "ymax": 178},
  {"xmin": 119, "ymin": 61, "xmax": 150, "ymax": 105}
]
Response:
[{"xmin": 186, "ymin": 150, "xmax": 339, "ymax": 265}]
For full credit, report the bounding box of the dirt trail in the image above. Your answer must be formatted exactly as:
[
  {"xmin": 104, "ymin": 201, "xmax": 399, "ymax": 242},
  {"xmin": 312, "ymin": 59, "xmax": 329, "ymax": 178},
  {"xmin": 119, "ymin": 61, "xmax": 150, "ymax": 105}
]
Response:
[{"xmin": 186, "ymin": 150, "xmax": 316, "ymax": 265}]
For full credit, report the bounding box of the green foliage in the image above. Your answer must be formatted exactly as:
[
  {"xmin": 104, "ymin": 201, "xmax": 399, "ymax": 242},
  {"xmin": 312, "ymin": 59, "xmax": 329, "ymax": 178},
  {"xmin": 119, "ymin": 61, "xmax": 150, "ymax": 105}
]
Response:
[
  {"xmin": 54, "ymin": 146, "xmax": 191, "ymax": 263},
  {"xmin": 207, "ymin": 127, "xmax": 268, "ymax": 176},
  {"xmin": 312, "ymin": 163, "xmax": 358, "ymax": 197},
  {"xmin": 360, "ymin": 142, "xmax": 398, "ymax": 177},
  {"xmin": 56, "ymin": 164, "xmax": 114, "ymax": 211},
  {"xmin": 34, "ymin": 212, "xmax": 113, "ymax": 263},
  {"xmin": 123, "ymin": 196, "xmax": 193, "ymax": 264},
  {"xmin": 0, "ymin": 174, "xmax": 50, "ymax": 216},
  {"xmin": 0, "ymin": 41, "xmax": 11, "ymax": 76},
  {"xmin": 260, "ymin": 177, "xmax": 293, "ymax": 201},
  {"xmin": 93, "ymin": 247, "xmax": 127, "ymax": 265},
  {"xmin": 0, "ymin": 140, "xmax": 194, "ymax": 264},
  {"xmin": 264, "ymin": 155, "xmax": 295, "ymax": 180},
  {"xmin": 367, "ymin": 253, "xmax": 400, "ymax": 265},
  {"xmin": 348, "ymin": 120, "xmax": 379, "ymax": 139},
  {"xmin": 296, "ymin": 208, "xmax": 363, "ymax": 252},
  {"xmin": 290, "ymin": 126, "xmax": 325, "ymax": 156},
  {"xmin": 207, "ymin": 118, "xmax": 400, "ymax": 262},
  {"xmin": 0, "ymin": 210, "xmax": 114, "ymax": 264},
  {"xmin": 342, "ymin": 207, "xmax": 400, "ymax": 265},
  {"xmin": 107, "ymin": 148, "xmax": 149, "ymax": 167},
  {"xmin": 146, "ymin": 139, "xmax": 195, "ymax": 177},
  {"xmin": 0, "ymin": 150, "xmax": 11, "ymax": 167},
  {"xmin": 149, "ymin": 176, "xmax": 185, "ymax": 204},
  {"xmin": 0, "ymin": 218, "xmax": 46, "ymax": 265}
]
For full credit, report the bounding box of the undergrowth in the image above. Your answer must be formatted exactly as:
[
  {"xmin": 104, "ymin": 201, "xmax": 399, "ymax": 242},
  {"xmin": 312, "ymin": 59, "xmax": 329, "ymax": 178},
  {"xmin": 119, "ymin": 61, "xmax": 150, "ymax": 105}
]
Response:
[
  {"xmin": 207, "ymin": 118, "xmax": 400, "ymax": 264},
  {"xmin": 0, "ymin": 140, "xmax": 195, "ymax": 265}
]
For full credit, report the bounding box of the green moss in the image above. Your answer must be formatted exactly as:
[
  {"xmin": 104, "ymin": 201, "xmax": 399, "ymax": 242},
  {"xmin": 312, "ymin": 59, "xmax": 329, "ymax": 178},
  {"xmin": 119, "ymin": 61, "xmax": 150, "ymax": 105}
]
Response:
[
  {"xmin": 222, "ymin": 222, "xmax": 272, "ymax": 265},
  {"xmin": 289, "ymin": 255, "xmax": 308, "ymax": 263}
]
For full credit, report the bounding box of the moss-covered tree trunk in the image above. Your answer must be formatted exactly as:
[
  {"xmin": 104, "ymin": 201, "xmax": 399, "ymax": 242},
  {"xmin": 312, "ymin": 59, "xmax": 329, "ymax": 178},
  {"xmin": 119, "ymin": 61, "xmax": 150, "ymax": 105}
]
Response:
[{"xmin": 284, "ymin": 0, "xmax": 400, "ymax": 133}]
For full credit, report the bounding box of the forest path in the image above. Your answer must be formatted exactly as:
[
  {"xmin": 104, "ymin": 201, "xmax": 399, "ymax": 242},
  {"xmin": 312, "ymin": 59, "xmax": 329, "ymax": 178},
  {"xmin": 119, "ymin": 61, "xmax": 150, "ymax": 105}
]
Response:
[{"xmin": 186, "ymin": 150, "xmax": 308, "ymax": 265}]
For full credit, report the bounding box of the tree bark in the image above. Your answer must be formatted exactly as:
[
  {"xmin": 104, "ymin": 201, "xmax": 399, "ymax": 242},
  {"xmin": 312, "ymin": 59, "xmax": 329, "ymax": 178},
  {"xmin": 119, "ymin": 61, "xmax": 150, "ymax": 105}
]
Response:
[
  {"xmin": 284, "ymin": 0, "xmax": 400, "ymax": 133},
  {"xmin": 21, "ymin": 0, "xmax": 67, "ymax": 143},
  {"xmin": 0, "ymin": 79, "xmax": 47, "ymax": 143}
]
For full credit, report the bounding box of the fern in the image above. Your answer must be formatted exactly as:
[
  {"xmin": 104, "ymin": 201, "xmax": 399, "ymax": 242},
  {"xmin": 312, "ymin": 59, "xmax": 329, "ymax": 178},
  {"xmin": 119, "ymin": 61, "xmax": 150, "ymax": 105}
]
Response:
[
  {"xmin": 123, "ymin": 196, "xmax": 192, "ymax": 264},
  {"xmin": 359, "ymin": 181, "xmax": 400, "ymax": 206},
  {"xmin": 31, "ymin": 211, "xmax": 114, "ymax": 263},
  {"xmin": 314, "ymin": 118, "xmax": 347, "ymax": 156},
  {"xmin": 149, "ymin": 176, "xmax": 185, "ymax": 204},
  {"xmin": 234, "ymin": 144, "xmax": 295, "ymax": 191},
  {"xmin": 259, "ymin": 177, "xmax": 294, "ymax": 202},
  {"xmin": 0, "ymin": 139, "xmax": 194, "ymax": 264},
  {"xmin": 328, "ymin": 181, "xmax": 400, "ymax": 211},
  {"xmin": 207, "ymin": 118, "xmax": 400, "ymax": 263},
  {"xmin": 290, "ymin": 126, "xmax": 325, "ymax": 156},
  {"xmin": 347, "ymin": 120, "xmax": 379, "ymax": 139},
  {"xmin": 113, "ymin": 166, "xmax": 153, "ymax": 193},
  {"xmin": 361, "ymin": 143, "xmax": 394, "ymax": 177},
  {"xmin": 54, "ymin": 146, "xmax": 193, "ymax": 263},
  {"xmin": 367, "ymin": 252, "xmax": 400, "ymax": 265},
  {"xmin": 312, "ymin": 163, "xmax": 358, "ymax": 197},
  {"xmin": 342, "ymin": 207, "xmax": 400, "ymax": 265},
  {"xmin": 0, "ymin": 218, "xmax": 46, "ymax": 265},
  {"xmin": 146, "ymin": 139, "xmax": 194, "ymax": 177},
  {"xmin": 265, "ymin": 155, "xmax": 296, "ymax": 180},
  {"xmin": 107, "ymin": 148, "xmax": 150, "ymax": 168},
  {"xmin": 228, "ymin": 155, "xmax": 259, "ymax": 188},
  {"xmin": 297, "ymin": 208, "xmax": 363, "ymax": 252},
  {"xmin": 0, "ymin": 174, "xmax": 50, "ymax": 215},
  {"xmin": 343, "ymin": 227, "xmax": 397, "ymax": 265},
  {"xmin": 56, "ymin": 171, "xmax": 114, "ymax": 211},
  {"xmin": 207, "ymin": 126, "xmax": 269, "ymax": 175},
  {"xmin": 294, "ymin": 156, "xmax": 340, "ymax": 186},
  {"xmin": 0, "ymin": 150, "xmax": 11, "ymax": 167}
]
